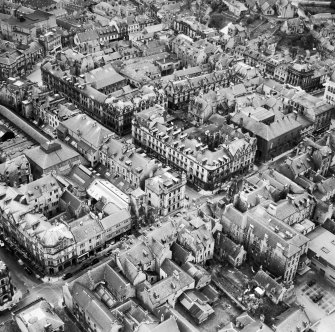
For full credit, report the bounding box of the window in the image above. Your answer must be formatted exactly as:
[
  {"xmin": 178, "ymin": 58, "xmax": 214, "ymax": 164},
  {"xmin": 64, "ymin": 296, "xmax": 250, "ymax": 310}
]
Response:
[{"xmin": 321, "ymin": 247, "xmax": 330, "ymax": 254}]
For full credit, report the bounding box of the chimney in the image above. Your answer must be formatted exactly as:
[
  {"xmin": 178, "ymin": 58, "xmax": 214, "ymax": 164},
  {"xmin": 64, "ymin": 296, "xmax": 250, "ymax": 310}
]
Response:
[
  {"xmin": 44, "ymin": 324, "xmax": 52, "ymax": 332},
  {"xmin": 267, "ymin": 203, "xmax": 277, "ymax": 216},
  {"xmin": 286, "ymin": 194, "xmax": 294, "ymax": 203}
]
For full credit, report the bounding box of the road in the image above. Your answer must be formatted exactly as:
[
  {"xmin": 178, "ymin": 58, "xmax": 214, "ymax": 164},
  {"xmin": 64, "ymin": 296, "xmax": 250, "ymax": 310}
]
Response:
[{"xmin": 0, "ymin": 247, "xmax": 80, "ymax": 331}]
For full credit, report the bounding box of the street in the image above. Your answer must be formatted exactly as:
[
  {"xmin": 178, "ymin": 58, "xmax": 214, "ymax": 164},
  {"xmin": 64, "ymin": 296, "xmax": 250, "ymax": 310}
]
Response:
[{"xmin": 0, "ymin": 247, "xmax": 80, "ymax": 331}]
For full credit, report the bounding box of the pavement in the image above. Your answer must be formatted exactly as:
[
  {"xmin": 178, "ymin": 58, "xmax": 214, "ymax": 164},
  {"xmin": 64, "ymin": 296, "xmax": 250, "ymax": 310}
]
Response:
[
  {"xmin": 0, "ymin": 241, "xmax": 114, "ymax": 330},
  {"xmin": 295, "ymin": 269, "xmax": 335, "ymax": 332}
]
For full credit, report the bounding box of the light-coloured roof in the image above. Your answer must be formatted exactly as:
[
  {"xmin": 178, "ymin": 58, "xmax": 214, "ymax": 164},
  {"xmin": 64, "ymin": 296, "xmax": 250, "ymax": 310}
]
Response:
[
  {"xmin": 84, "ymin": 64, "xmax": 126, "ymax": 90},
  {"xmin": 60, "ymin": 114, "xmax": 113, "ymax": 149},
  {"xmin": 308, "ymin": 227, "xmax": 335, "ymax": 269},
  {"xmin": 15, "ymin": 298, "xmax": 64, "ymax": 332},
  {"xmin": 25, "ymin": 139, "xmax": 80, "ymax": 171}
]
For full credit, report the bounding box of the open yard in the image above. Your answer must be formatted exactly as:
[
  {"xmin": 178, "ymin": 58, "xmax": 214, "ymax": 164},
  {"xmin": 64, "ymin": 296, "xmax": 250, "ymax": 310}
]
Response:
[{"xmin": 295, "ymin": 269, "xmax": 335, "ymax": 332}]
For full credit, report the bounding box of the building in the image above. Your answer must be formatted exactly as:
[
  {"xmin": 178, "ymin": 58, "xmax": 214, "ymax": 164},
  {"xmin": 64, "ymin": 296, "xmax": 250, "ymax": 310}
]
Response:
[
  {"xmin": 19, "ymin": 174, "xmax": 62, "ymax": 218},
  {"xmin": 0, "ymin": 10, "xmax": 57, "ymax": 44},
  {"xmin": 174, "ymin": 212, "xmax": 215, "ymax": 264},
  {"xmin": 46, "ymin": 102, "xmax": 81, "ymax": 129},
  {"xmin": 276, "ymin": 0, "xmax": 297, "ymax": 18},
  {"xmin": 171, "ymin": 35, "xmax": 222, "ymax": 68},
  {"xmin": 289, "ymin": 92, "xmax": 333, "ymax": 134},
  {"xmin": 0, "ymin": 183, "xmax": 76, "ymax": 274},
  {"xmin": 145, "ymin": 168, "xmax": 186, "ymax": 216},
  {"xmin": 253, "ymin": 270, "xmax": 290, "ymax": 304},
  {"xmin": 100, "ymin": 136, "xmax": 160, "ymax": 189},
  {"xmin": 57, "ymin": 113, "xmax": 113, "ymax": 167},
  {"xmin": 181, "ymin": 262, "xmax": 211, "ymax": 289},
  {"xmin": 62, "ymin": 261, "xmax": 182, "ymax": 332},
  {"xmin": 215, "ymin": 233, "xmax": 246, "ymax": 267},
  {"xmin": 73, "ymin": 30, "xmax": 100, "ymax": 54},
  {"xmin": 0, "ymin": 43, "xmax": 43, "ymax": 80},
  {"xmin": 231, "ymin": 109, "xmax": 302, "ymax": 161},
  {"xmin": 173, "ymin": 17, "xmax": 216, "ymax": 39},
  {"xmin": 19, "ymin": 0, "xmax": 58, "ymax": 11},
  {"xmin": 188, "ymin": 90, "xmax": 223, "ymax": 125},
  {"xmin": 0, "ymin": 155, "xmax": 32, "ymax": 187},
  {"xmin": 179, "ymin": 290, "xmax": 214, "ymax": 324},
  {"xmin": 136, "ymin": 258, "xmax": 195, "ymax": 311},
  {"xmin": 261, "ymin": 194, "xmax": 316, "ymax": 227},
  {"xmin": 324, "ymin": 73, "xmax": 335, "ymax": 105},
  {"xmin": 83, "ymin": 64, "xmax": 127, "ymax": 94},
  {"xmin": 271, "ymin": 306, "xmax": 311, "ymax": 332},
  {"xmin": 69, "ymin": 214, "xmax": 104, "ymax": 262},
  {"xmin": 39, "ymin": 30, "xmax": 62, "ymax": 55},
  {"xmin": 307, "ymin": 227, "xmax": 335, "ymax": 285},
  {"xmin": 14, "ymin": 298, "xmax": 64, "ymax": 332},
  {"xmin": 0, "ymin": 260, "xmax": 14, "ymax": 306},
  {"xmin": 164, "ymin": 69, "xmax": 229, "ymax": 108},
  {"xmin": 222, "ymin": 0, "xmax": 248, "ymax": 16},
  {"xmin": 24, "ymin": 140, "xmax": 81, "ymax": 178},
  {"xmin": 133, "ymin": 105, "xmax": 257, "ymax": 191},
  {"xmin": 41, "ymin": 60, "xmax": 167, "ymax": 135},
  {"xmin": 281, "ymin": 18, "xmax": 304, "ymax": 35},
  {"xmin": 234, "ymin": 168, "xmax": 307, "ymax": 213},
  {"xmin": 221, "ymin": 204, "xmax": 310, "ymax": 282}
]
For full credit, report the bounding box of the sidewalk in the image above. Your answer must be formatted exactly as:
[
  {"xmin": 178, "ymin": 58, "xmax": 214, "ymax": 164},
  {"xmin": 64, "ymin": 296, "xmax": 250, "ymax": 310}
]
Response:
[{"xmin": 0, "ymin": 290, "xmax": 23, "ymax": 312}]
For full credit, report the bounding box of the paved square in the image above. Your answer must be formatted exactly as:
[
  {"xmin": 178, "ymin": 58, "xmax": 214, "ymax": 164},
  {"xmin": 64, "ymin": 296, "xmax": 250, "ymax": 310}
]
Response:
[{"xmin": 301, "ymin": 282, "xmax": 335, "ymax": 315}]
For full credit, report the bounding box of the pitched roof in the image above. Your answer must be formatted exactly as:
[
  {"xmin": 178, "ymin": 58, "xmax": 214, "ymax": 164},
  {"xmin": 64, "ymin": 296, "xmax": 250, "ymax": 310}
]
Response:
[
  {"xmin": 60, "ymin": 114, "xmax": 113, "ymax": 149},
  {"xmin": 138, "ymin": 259, "xmax": 194, "ymax": 306},
  {"xmin": 217, "ymin": 233, "xmax": 244, "ymax": 259},
  {"xmin": 254, "ymin": 270, "xmax": 284, "ymax": 298},
  {"xmin": 71, "ymin": 283, "xmax": 121, "ymax": 331},
  {"xmin": 24, "ymin": 139, "xmax": 80, "ymax": 171},
  {"xmin": 272, "ymin": 306, "xmax": 310, "ymax": 332},
  {"xmin": 70, "ymin": 214, "xmax": 103, "ymax": 243},
  {"xmin": 84, "ymin": 64, "xmax": 126, "ymax": 90},
  {"xmin": 231, "ymin": 111, "xmax": 302, "ymax": 141},
  {"xmin": 77, "ymin": 29, "xmax": 99, "ymax": 43}
]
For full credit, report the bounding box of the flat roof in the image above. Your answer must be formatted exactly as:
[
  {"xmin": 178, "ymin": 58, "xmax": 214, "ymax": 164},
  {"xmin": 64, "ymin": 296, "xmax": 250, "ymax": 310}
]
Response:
[
  {"xmin": 87, "ymin": 179, "xmax": 129, "ymax": 210},
  {"xmin": 308, "ymin": 227, "xmax": 335, "ymax": 268}
]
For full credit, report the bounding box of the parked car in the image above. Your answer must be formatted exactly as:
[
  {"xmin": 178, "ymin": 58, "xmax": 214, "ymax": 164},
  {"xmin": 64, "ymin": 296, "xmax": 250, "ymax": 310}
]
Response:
[
  {"xmin": 91, "ymin": 258, "xmax": 100, "ymax": 265},
  {"xmin": 0, "ymin": 240, "xmax": 4, "ymax": 247},
  {"xmin": 24, "ymin": 266, "xmax": 33, "ymax": 275},
  {"xmin": 312, "ymin": 293, "xmax": 323, "ymax": 303},
  {"xmin": 308, "ymin": 279, "xmax": 316, "ymax": 287},
  {"xmin": 62, "ymin": 273, "xmax": 73, "ymax": 280},
  {"xmin": 81, "ymin": 262, "xmax": 90, "ymax": 270}
]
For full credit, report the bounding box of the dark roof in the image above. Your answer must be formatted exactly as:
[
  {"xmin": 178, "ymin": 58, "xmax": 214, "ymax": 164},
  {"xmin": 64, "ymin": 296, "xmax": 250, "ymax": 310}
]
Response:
[
  {"xmin": 323, "ymin": 219, "xmax": 335, "ymax": 235},
  {"xmin": 254, "ymin": 270, "xmax": 284, "ymax": 298},
  {"xmin": 21, "ymin": 0, "xmax": 57, "ymax": 9},
  {"xmin": 171, "ymin": 242, "xmax": 192, "ymax": 265},
  {"xmin": 60, "ymin": 189, "xmax": 82, "ymax": 210},
  {"xmin": 217, "ymin": 233, "xmax": 243, "ymax": 260},
  {"xmin": 0, "ymin": 105, "xmax": 49, "ymax": 145}
]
